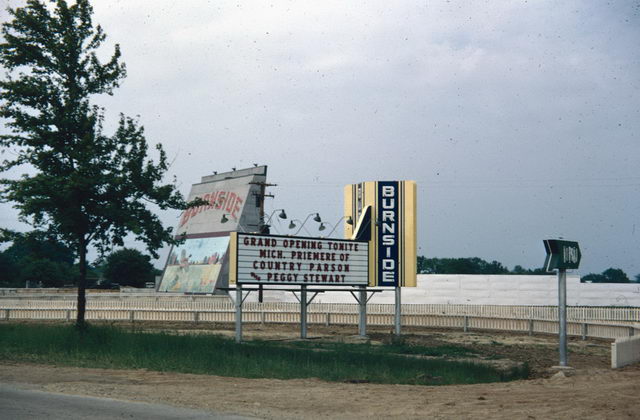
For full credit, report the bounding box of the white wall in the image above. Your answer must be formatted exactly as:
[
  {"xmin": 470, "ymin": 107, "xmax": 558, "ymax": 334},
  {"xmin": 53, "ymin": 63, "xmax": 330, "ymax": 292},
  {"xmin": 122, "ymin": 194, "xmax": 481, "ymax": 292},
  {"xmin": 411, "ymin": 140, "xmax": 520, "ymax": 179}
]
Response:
[
  {"xmin": 612, "ymin": 335, "xmax": 640, "ymax": 368},
  {"xmin": 248, "ymin": 275, "xmax": 640, "ymax": 306}
]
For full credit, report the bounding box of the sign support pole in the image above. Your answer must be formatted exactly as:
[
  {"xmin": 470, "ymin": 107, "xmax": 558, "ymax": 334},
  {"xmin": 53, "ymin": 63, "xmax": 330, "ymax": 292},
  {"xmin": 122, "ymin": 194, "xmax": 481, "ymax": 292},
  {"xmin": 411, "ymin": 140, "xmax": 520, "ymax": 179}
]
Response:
[
  {"xmin": 358, "ymin": 285, "xmax": 367, "ymax": 337},
  {"xmin": 235, "ymin": 284, "xmax": 243, "ymax": 343},
  {"xmin": 394, "ymin": 286, "xmax": 402, "ymax": 336},
  {"xmin": 300, "ymin": 285, "xmax": 307, "ymax": 339},
  {"xmin": 558, "ymin": 268, "xmax": 568, "ymax": 366}
]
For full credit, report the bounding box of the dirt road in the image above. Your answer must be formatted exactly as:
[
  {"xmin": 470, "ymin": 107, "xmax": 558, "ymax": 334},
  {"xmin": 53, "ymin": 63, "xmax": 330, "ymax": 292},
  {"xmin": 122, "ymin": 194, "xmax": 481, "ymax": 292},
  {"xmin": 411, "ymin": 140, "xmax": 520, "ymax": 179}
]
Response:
[{"xmin": 1, "ymin": 362, "xmax": 639, "ymax": 419}]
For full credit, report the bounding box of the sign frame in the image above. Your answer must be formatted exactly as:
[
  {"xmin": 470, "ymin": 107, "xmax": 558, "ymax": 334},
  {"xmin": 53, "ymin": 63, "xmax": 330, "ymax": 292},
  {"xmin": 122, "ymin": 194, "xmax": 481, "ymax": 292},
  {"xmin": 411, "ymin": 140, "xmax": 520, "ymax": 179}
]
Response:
[
  {"xmin": 543, "ymin": 239, "xmax": 581, "ymax": 271},
  {"xmin": 230, "ymin": 232, "xmax": 370, "ymax": 286}
]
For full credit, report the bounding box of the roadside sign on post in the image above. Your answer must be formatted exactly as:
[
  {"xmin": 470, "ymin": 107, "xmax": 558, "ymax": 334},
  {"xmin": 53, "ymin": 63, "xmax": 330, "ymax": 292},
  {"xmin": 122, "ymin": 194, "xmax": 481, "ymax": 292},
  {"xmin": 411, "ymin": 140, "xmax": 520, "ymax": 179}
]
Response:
[
  {"xmin": 543, "ymin": 239, "xmax": 581, "ymax": 271},
  {"xmin": 543, "ymin": 238, "xmax": 581, "ymax": 368}
]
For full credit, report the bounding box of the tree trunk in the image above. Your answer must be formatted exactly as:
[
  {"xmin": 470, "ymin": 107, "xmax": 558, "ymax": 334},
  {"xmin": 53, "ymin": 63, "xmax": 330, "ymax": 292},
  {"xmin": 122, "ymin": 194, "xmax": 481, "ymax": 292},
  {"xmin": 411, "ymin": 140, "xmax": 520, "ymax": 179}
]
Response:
[{"xmin": 76, "ymin": 235, "xmax": 88, "ymax": 328}]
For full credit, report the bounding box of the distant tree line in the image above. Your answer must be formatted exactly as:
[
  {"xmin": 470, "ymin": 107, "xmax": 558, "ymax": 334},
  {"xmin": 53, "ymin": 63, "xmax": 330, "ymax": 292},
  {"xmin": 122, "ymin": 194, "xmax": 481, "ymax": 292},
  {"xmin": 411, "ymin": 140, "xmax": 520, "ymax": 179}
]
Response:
[
  {"xmin": 0, "ymin": 231, "xmax": 157, "ymax": 289},
  {"xmin": 417, "ymin": 256, "xmax": 547, "ymax": 275},
  {"xmin": 418, "ymin": 256, "xmax": 639, "ymax": 283},
  {"xmin": 2, "ymin": 233, "xmax": 638, "ymax": 286},
  {"xmin": 581, "ymin": 268, "xmax": 639, "ymax": 284}
]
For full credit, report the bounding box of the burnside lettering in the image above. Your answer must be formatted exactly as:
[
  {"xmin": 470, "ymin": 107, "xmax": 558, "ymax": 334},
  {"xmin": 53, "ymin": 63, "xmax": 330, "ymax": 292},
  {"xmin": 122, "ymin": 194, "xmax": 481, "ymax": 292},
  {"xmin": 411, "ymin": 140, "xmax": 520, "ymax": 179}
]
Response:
[
  {"xmin": 179, "ymin": 190, "xmax": 243, "ymax": 227},
  {"xmin": 380, "ymin": 184, "xmax": 397, "ymax": 285}
]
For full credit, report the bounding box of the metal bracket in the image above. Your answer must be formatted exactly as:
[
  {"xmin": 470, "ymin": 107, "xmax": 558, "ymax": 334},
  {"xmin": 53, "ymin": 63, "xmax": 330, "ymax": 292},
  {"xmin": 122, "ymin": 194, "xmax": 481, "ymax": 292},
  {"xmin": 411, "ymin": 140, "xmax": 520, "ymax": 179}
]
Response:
[
  {"xmin": 241, "ymin": 289, "xmax": 252, "ymax": 305},
  {"xmin": 350, "ymin": 288, "xmax": 381, "ymax": 304},
  {"xmin": 307, "ymin": 292, "xmax": 320, "ymax": 305},
  {"xmin": 227, "ymin": 288, "xmax": 252, "ymax": 306},
  {"xmin": 366, "ymin": 290, "xmax": 381, "ymax": 304}
]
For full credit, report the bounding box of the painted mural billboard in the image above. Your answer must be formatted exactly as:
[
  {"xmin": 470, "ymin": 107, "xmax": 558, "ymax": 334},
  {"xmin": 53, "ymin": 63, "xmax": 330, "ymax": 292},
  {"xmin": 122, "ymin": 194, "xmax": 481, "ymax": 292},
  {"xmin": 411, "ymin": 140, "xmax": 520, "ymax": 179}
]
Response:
[
  {"xmin": 159, "ymin": 236, "xmax": 230, "ymax": 293},
  {"xmin": 343, "ymin": 180, "xmax": 417, "ymax": 287},
  {"xmin": 158, "ymin": 166, "xmax": 268, "ymax": 293}
]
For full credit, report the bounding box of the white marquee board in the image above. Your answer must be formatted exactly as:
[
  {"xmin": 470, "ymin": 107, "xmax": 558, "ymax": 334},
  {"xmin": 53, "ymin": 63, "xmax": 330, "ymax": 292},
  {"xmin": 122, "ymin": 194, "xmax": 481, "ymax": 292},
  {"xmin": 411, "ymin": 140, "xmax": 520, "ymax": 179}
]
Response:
[{"xmin": 230, "ymin": 233, "xmax": 369, "ymax": 285}]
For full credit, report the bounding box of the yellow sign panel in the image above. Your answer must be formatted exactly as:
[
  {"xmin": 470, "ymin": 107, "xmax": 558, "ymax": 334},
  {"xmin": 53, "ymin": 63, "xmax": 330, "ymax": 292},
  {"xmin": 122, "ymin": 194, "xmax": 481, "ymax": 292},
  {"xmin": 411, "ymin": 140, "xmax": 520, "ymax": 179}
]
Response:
[{"xmin": 344, "ymin": 181, "xmax": 417, "ymax": 287}]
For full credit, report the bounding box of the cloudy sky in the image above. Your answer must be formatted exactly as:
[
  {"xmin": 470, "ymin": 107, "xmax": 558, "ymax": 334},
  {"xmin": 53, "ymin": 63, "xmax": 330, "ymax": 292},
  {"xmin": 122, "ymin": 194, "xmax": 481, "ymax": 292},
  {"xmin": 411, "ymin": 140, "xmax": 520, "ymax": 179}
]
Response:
[{"xmin": 1, "ymin": 0, "xmax": 639, "ymax": 277}]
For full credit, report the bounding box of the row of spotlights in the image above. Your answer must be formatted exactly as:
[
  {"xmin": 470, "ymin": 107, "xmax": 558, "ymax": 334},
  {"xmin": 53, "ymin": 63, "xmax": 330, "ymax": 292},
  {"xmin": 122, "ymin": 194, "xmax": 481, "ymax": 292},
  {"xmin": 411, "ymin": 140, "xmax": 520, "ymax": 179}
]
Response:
[{"xmin": 220, "ymin": 212, "xmax": 353, "ymax": 231}]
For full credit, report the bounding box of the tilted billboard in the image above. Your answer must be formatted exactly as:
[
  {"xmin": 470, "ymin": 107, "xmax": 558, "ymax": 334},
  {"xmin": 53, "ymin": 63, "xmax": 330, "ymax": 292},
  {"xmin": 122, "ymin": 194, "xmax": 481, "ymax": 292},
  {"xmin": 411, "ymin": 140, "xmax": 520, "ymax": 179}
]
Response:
[{"xmin": 158, "ymin": 166, "xmax": 268, "ymax": 293}]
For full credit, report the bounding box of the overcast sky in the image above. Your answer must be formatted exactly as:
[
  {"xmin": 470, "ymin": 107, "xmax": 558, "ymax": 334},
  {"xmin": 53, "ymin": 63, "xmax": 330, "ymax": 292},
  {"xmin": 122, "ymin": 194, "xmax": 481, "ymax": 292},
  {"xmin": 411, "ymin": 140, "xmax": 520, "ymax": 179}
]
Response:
[{"xmin": 1, "ymin": 0, "xmax": 639, "ymax": 277}]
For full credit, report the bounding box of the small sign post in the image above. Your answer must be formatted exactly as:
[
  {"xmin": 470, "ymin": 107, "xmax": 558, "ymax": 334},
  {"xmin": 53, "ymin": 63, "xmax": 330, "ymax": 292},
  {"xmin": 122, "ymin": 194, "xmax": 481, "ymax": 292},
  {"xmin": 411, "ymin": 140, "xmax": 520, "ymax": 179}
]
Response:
[{"xmin": 543, "ymin": 239, "xmax": 581, "ymax": 367}]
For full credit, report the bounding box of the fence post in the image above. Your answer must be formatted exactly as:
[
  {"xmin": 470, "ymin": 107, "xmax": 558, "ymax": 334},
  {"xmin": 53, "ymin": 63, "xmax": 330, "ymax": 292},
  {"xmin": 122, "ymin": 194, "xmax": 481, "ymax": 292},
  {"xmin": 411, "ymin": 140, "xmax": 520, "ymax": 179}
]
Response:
[
  {"xmin": 463, "ymin": 315, "xmax": 469, "ymax": 332},
  {"xmin": 528, "ymin": 319, "xmax": 534, "ymax": 336},
  {"xmin": 4, "ymin": 309, "xmax": 9, "ymax": 321},
  {"xmin": 66, "ymin": 310, "xmax": 71, "ymax": 321},
  {"xmin": 581, "ymin": 323, "xmax": 588, "ymax": 340},
  {"xmin": 630, "ymin": 327, "xmax": 635, "ymax": 337},
  {"xmin": 326, "ymin": 312, "xmax": 331, "ymax": 327},
  {"xmin": 261, "ymin": 310, "xmax": 265, "ymax": 325},
  {"xmin": 129, "ymin": 310, "xmax": 135, "ymax": 322},
  {"xmin": 194, "ymin": 311, "xmax": 200, "ymax": 323}
]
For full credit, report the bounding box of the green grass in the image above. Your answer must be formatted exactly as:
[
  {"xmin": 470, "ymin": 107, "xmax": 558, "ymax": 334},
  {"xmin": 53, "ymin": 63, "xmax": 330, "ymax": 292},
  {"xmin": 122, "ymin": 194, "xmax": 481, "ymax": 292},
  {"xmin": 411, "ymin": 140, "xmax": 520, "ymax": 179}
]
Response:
[
  {"xmin": 0, "ymin": 323, "xmax": 528, "ymax": 386},
  {"xmin": 284, "ymin": 340, "xmax": 478, "ymax": 358}
]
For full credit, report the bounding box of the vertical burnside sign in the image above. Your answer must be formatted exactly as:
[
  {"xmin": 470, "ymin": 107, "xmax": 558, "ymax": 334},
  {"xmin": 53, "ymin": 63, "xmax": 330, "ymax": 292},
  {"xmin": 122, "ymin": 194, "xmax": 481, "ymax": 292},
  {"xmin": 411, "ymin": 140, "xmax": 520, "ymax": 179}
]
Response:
[
  {"xmin": 344, "ymin": 180, "xmax": 417, "ymax": 288},
  {"xmin": 377, "ymin": 181, "xmax": 400, "ymax": 287}
]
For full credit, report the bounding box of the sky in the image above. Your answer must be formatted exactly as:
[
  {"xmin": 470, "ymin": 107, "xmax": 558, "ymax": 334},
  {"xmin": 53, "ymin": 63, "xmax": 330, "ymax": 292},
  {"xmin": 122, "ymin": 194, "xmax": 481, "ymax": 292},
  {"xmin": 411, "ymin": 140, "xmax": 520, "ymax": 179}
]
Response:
[{"xmin": 1, "ymin": 0, "xmax": 639, "ymax": 277}]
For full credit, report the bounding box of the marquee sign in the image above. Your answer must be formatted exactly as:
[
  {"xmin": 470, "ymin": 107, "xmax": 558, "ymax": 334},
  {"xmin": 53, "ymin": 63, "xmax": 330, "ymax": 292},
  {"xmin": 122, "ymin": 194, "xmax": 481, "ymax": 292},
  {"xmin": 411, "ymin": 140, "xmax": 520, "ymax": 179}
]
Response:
[
  {"xmin": 344, "ymin": 180, "xmax": 416, "ymax": 287},
  {"xmin": 229, "ymin": 232, "xmax": 369, "ymax": 285}
]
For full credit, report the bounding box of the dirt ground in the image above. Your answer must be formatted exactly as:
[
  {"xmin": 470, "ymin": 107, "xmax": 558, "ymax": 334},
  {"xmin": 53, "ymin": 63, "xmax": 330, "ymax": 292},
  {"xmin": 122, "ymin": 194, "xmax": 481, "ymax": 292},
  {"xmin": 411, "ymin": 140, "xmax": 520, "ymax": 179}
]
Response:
[{"xmin": 1, "ymin": 323, "xmax": 639, "ymax": 419}]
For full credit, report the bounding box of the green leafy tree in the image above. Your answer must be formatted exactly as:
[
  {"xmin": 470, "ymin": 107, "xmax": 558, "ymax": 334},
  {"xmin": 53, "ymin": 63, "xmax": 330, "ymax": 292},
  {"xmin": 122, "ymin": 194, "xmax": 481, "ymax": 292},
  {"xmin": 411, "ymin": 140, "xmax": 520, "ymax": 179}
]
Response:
[
  {"xmin": 19, "ymin": 256, "xmax": 75, "ymax": 287},
  {"xmin": 581, "ymin": 268, "xmax": 630, "ymax": 283},
  {"xmin": 581, "ymin": 273, "xmax": 606, "ymax": 283},
  {"xmin": 0, "ymin": 252, "xmax": 20, "ymax": 287},
  {"xmin": 103, "ymin": 248, "xmax": 155, "ymax": 288},
  {"xmin": 418, "ymin": 257, "xmax": 545, "ymax": 275},
  {"xmin": 0, "ymin": 230, "xmax": 76, "ymax": 287},
  {"xmin": 0, "ymin": 0, "xmax": 193, "ymax": 327},
  {"xmin": 601, "ymin": 268, "xmax": 630, "ymax": 283},
  {"xmin": 3, "ymin": 230, "xmax": 74, "ymax": 265}
]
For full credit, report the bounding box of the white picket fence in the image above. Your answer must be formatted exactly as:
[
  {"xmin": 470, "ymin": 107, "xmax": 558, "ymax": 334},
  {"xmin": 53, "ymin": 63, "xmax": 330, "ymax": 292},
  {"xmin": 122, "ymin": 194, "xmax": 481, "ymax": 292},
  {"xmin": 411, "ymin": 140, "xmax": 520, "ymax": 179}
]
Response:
[{"xmin": 1, "ymin": 296, "xmax": 638, "ymax": 340}]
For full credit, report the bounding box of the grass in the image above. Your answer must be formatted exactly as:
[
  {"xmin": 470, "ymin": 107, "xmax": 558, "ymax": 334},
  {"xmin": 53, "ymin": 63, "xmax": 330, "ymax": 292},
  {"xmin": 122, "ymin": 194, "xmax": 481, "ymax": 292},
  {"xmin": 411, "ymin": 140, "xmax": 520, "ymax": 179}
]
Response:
[
  {"xmin": 284, "ymin": 340, "xmax": 479, "ymax": 358},
  {"xmin": 0, "ymin": 323, "xmax": 529, "ymax": 386}
]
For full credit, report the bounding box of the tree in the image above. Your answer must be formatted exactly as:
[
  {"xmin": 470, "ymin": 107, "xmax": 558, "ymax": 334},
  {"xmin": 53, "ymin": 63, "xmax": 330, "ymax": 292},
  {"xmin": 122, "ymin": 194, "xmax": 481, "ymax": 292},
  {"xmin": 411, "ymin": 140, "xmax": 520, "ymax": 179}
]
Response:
[
  {"xmin": 0, "ymin": 252, "xmax": 20, "ymax": 287},
  {"xmin": 581, "ymin": 273, "xmax": 606, "ymax": 283},
  {"xmin": 3, "ymin": 230, "xmax": 74, "ymax": 265},
  {"xmin": 0, "ymin": 0, "xmax": 193, "ymax": 327},
  {"xmin": 19, "ymin": 256, "xmax": 75, "ymax": 287},
  {"xmin": 103, "ymin": 248, "xmax": 155, "ymax": 288},
  {"xmin": 0, "ymin": 230, "xmax": 76, "ymax": 287},
  {"xmin": 418, "ymin": 256, "xmax": 546, "ymax": 275},
  {"xmin": 581, "ymin": 268, "xmax": 630, "ymax": 283}
]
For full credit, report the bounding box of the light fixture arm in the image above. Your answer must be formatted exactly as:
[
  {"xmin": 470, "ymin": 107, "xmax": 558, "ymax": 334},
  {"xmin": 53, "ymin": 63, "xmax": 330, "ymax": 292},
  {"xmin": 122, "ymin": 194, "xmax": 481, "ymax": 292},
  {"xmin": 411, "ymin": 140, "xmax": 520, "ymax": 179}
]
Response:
[
  {"xmin": 293, "ymin": 212, "xmax": 321, "ymax": 235},
  {"xmin": 264, "ymin": 208, "xmax": 287, "ymax": 227},
  {"xmin": 325, "ymin": 215, "xmax": 354, "ymax": 238},
  {"xmin": 221, "ymin": 213, "xmax": 247, "ymax": 232}
]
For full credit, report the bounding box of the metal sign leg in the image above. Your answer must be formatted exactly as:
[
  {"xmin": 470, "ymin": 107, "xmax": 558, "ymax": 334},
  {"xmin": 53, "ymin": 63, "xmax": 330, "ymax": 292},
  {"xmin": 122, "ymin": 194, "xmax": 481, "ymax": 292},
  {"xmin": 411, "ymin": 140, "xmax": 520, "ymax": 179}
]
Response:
[
  {"xmin": 300, "ymin": 285, "xmax": 307, "ymax": 339},
  {"xmin": 394, "ymin": 286, "xmax": 401, "ymax": 336},
  {"xmin": 235, "ymin": 285, "xmax": 243, "ymax": 343},
  {"xmin": 358, "ymin": 286, "xmax": 367, "ymax": 337},
  {"xmin": 558, "ymin": 269, "xmax": 568, "ymax": 366}
]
